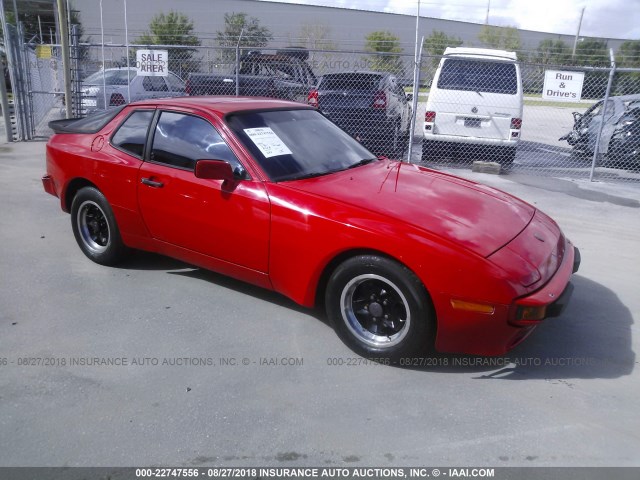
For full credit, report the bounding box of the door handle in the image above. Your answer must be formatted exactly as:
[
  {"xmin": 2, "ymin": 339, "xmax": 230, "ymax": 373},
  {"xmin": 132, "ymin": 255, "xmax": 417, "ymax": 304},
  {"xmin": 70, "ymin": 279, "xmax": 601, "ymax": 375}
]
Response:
[{"xmin": 141, "ymin": 177, "xmax": 164, "ymax": 188}]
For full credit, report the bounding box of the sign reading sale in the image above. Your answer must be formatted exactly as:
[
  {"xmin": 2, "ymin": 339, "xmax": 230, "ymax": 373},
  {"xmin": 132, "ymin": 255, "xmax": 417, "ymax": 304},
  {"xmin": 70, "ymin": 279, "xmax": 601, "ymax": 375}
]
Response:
[
  {"xmin": 542, "ymin": 70, "xmax": 585, "ymax": 102},
  {"xmin": 136, "ymin": 49, "xmax": 168, "ymax": 76}
]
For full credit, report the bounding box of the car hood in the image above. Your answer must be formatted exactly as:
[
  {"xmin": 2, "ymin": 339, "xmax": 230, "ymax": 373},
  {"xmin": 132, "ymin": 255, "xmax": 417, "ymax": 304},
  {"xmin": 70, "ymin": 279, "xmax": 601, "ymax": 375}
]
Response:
[{"xmin": 285, "ymin": 160, "xmax": 535, "ymax": 257}]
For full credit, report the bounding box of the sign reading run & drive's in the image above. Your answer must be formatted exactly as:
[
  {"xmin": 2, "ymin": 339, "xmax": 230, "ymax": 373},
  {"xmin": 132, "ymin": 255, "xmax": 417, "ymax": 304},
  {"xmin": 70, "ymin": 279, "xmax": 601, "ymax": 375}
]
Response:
[
  {"xmin": 542, "ymin": 70, "xmax": 585, "ymax": 102},
  {"xmin": 136, "ymin": 49, "xmax": 168, "ymax": 76}
]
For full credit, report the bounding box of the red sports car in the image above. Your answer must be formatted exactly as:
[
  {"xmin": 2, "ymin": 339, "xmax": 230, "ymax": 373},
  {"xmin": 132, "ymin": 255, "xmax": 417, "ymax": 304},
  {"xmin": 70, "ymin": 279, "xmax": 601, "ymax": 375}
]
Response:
[{"xmin": 43, "ymin": 97, "xmax": 580, "ymax": 359}]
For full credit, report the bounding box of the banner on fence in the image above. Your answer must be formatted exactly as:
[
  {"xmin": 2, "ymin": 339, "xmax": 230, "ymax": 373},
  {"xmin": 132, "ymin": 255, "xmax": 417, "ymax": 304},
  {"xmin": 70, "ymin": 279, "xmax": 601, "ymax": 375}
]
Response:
[
  {"xmin": 542, "ymin": 70, "xmax": 585, "ymax": 102},
  {"xmin": 136, "ymin": 49, "xmax": 168, "ymax": 76}
]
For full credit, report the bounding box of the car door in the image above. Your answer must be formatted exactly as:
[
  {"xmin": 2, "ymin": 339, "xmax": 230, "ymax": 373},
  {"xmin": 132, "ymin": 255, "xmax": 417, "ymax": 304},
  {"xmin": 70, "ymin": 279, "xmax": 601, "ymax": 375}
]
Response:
[
  {"xmin": 137, "ymin": 109, "xmax": 271, "ymax": 272},
  {"xmin": 164, "ymin": 73, "xmax": 186, "ymax": 97},
  {"xmin": 133, "ymin": 76, "xmax": 170, "ymax": 102}
]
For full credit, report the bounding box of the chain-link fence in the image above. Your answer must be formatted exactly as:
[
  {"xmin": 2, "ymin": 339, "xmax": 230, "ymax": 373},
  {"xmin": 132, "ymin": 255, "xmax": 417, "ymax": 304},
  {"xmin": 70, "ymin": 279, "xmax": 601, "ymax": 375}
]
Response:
[{"xmin": 4, "ymin": 34, "xmax": 640, "ymax": 183}]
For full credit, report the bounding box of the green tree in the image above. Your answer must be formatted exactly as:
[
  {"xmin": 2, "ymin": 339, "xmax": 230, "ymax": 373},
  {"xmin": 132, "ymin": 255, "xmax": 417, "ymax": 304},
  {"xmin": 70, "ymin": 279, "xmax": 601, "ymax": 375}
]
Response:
[
  {"xmin": 572, "ymin": 39, "xmax": 610, "ymax": 98},
  {"xmin": 573, "ymin": 38, "xmax": 609, "ymax": 66},
  {"xmin": 365, "ymin": 30, "xmax": 404, "ymax": 75},
  {"xmin": 136, "ymin": 11, "xmax": 201, "ymax": 75},
  {"xmin": 423, "ymin": 30, "xmax": 462, "ymax": 58},
  {"xmin": 294, "ymin": 22, "xmax": 336, "ymax": 72},
  {"xmin": 216, "ymin": 12, "xmax": 272, "ymax": 64},
  {"xmin": 617, "ymin": 40, "xmax": 640, "ymax": 68},
  {"xmin": 533, "ymin": 39, "xmax": 572, "ymax": 65},
  {"xmin": 615, "ymin": 40, "xmax": 640, "ymax": 95},
  {"xmin": 478, "ymin": 25, "xmax": 521, "ymax": 52},
  {"xmin": 421, "ymin": 30, "xmax": 462, "ymax": 82}
]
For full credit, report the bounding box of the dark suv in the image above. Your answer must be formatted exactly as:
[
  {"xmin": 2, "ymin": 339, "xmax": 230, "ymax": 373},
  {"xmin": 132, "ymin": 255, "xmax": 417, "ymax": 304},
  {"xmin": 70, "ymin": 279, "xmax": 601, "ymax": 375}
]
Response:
[{"xmin": 308, "ymin": 72, "xmax": 412, "ymax": 157}]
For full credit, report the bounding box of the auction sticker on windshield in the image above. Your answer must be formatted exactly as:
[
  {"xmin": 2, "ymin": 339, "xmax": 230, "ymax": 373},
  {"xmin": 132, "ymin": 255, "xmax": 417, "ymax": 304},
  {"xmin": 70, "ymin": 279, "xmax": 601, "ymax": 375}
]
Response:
[{"xmin": 244, "ymin": 127, "xmax": 292, "ymax": 158}]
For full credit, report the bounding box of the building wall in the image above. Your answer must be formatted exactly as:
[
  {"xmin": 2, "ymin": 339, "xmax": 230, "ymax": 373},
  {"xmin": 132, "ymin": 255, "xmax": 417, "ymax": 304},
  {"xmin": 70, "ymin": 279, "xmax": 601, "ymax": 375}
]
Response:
[{"xmin": 75, "ymin": 0, "xmax": 627, "ymax": 53}]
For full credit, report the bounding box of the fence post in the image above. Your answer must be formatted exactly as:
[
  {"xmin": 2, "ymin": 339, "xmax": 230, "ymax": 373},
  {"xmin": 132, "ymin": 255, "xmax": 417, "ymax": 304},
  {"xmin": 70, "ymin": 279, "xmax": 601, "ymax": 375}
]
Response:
[
  {"xmin": 589, "ymin": 49, "xmax": 616, "ymax": 182},
  {"xmin": 407, "ymin": 38, "xmax": 424, "ymax": 163},
  {"xmin": 235, "ymin": 28, "xmax": 244, "ymax": 97},
  {"xmin": 56, "ymin": 0, "xmax": 72, "ymax": 119}
]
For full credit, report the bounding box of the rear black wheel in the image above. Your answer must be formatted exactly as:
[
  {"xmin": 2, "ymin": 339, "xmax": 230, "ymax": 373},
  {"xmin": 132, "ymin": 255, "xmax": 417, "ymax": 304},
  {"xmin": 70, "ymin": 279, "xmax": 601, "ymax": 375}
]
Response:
[{"xmin": 70, "ymin": 187, "xmax": 130, "ymax": 265}]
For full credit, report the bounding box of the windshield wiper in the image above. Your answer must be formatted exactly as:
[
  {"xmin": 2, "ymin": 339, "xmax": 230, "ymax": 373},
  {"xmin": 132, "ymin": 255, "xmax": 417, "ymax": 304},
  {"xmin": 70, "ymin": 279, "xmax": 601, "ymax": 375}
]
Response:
[
  {"xmin": 285, "ymin": 171, "xmax": 332, "ymax": 181},
  {"xmin": 347, "ymin": 158, "xmax": 378, "ymax": 169}
]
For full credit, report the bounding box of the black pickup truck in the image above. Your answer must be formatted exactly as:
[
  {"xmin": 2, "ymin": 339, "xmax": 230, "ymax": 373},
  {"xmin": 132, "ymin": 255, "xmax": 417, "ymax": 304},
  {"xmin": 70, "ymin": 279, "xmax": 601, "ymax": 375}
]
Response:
[{"xmin": 186, "ymin": 49, "xmax": 316, "ymax": 103}]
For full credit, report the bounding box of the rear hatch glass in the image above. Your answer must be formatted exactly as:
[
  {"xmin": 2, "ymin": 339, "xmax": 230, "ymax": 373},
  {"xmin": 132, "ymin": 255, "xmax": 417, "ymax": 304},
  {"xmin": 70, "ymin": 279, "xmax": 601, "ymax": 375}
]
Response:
[
  {"xmin": 438, "ymin": 59, "xmax": 517, "ymax": 95},
  {"xmin": 319, "ymin": 74, "xmax": 383, "ymax": 110}
]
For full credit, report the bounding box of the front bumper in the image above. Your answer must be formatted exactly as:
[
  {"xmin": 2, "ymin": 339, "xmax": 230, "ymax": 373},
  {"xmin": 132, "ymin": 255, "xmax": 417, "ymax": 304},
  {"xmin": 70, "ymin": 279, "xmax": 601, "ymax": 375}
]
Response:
[
  {"xmin": 434, "ymin": 242, "xmax": 580, "ymax": 356},
  {"xmin": 423, "ymin": 133, "xmax": 519, "ymax": 148}
]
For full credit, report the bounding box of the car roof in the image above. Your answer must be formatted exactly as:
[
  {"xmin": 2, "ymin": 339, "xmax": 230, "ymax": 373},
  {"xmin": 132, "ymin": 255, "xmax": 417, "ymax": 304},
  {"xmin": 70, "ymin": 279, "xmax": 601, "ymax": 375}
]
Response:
[
  {"xmin": 443, "ymin": 47, "xmax": 517, "ymax": 62},
  {"xmin": 127, "ymin": 95, "xmax": 314, "ymax": 115}
]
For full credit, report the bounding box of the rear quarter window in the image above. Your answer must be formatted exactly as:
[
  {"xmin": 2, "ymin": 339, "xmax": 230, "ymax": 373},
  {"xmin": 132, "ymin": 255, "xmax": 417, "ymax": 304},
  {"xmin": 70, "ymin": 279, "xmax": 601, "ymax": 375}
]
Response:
[
  {"xmin": 437, "ymin": 59, "xmax": 518, "ymax": 95},
  {"xmin": 111, "ymin": 110, "xmax": 155, "ymax": 158}
]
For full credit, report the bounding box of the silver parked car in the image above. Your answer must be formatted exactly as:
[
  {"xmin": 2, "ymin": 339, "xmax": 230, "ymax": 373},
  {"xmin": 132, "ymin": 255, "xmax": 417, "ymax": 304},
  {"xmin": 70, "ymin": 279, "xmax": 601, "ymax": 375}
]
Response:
[{"xmin": 81, "ymin": 67, "xmax": 185, "ymax": 113}]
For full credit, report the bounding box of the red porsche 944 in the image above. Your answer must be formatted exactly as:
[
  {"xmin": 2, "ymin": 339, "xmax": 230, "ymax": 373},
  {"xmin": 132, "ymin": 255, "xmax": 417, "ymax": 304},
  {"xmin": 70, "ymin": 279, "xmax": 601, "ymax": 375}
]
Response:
[{"xmin": 43, "ymin": 97, "xmax": 580, "ymax": 359}]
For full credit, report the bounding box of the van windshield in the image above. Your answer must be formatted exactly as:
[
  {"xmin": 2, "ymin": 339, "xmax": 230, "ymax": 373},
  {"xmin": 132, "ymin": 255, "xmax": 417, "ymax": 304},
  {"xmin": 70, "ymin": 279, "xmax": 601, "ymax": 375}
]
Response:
[{"xmin": 438, "ymin": 59, "xmax": 518, "ymax": 95}]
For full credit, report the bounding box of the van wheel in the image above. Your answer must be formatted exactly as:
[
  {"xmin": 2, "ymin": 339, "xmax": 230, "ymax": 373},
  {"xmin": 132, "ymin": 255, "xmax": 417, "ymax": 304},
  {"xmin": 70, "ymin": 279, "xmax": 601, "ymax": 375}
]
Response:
[
  {"xmin": 421, "ymin": 139, "xmax": 437, "ymax": 162},
  {"xmin": 498, "ymin": 147, "xmax": 516, "ymax": 170}
]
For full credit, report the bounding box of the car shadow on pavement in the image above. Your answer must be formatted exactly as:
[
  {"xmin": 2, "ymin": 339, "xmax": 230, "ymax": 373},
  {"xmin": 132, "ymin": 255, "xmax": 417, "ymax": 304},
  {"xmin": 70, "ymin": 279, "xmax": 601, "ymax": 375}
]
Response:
[
  {"xmin": 406, "ymin": 275, "xmax": 635, "ymax": 380},
  {"xmin": 115, "ymin": 251, "xmax": 331, "ymax": 322},
  {"xmin": 115, "ymin": 253, "xmax": 634, "ymax": 380}
]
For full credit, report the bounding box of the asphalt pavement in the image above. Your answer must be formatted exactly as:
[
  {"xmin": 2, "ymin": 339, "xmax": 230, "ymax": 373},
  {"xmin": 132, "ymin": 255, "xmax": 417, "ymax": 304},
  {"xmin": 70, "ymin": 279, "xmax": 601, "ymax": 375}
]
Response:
[{"xmin": 0, "ymin": 140, "xmax": 639, "ymax": 468}]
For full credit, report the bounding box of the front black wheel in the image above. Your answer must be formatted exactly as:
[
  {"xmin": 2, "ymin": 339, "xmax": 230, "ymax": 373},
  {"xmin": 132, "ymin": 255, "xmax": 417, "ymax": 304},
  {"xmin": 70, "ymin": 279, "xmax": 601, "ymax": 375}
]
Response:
[
  {"xmin": 326, "ymin": 255, "xmax": 434, "ymax": 359},
  {"xmin": 70, "ymin": 187, "xmax": 130, "ymax": 265}
]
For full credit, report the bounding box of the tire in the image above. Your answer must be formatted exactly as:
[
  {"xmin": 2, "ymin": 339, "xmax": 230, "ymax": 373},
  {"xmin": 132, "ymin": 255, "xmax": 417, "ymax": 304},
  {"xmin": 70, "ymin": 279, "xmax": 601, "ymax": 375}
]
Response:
[
  {"xmin": 498, "ymin": 146, "xmax": 516, "ymax": 170},
  {"xmin": 70, "ymin": 187, "xmax": 130, "ymax": 266},
  {"xmin": 325, "ymin": 255, "xmax": 434, "ymax": 360},
  {"xmin": 421, "ymin": 139, "xmax": 437, "ymax": 162},
  {"xmin": 384, "ymin": 119, "xmax": 403, "ymax": 159}
]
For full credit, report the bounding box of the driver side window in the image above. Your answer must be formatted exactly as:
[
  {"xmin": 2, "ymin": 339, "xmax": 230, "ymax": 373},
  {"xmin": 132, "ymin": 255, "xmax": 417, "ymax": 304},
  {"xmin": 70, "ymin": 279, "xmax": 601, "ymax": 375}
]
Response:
[{"xmin": 150, "ymin": 111, "xmax": 243, "ymax": 172}]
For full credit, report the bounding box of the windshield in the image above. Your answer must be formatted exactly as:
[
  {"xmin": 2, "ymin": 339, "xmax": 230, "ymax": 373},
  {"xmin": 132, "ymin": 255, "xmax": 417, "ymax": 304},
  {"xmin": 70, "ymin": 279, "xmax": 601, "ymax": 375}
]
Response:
[
  {"xmin": 438, "ymin": 59, "xmax": 518, "ymax": 95},
  {"xmin": 226, "ymin": 109, "xmax": 377, "ymax": 182},
  {"xmin": 84, "ymin": 69, "xmax": 135, "ymax": 86}
]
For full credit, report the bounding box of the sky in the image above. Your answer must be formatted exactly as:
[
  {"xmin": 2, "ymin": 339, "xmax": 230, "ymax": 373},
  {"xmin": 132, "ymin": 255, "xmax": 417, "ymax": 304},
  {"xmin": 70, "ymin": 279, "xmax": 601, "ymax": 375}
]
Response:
[{"xmin": 260, "ymin": 0, "xmax": 640, "ymax": 40}]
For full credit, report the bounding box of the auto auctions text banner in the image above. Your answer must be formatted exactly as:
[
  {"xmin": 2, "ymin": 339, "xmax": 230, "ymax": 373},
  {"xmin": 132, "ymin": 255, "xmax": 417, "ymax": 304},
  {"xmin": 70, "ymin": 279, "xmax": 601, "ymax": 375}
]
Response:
[{"xmin": 1, "ymin": 467, "xmax": 639, "ymax": 480}]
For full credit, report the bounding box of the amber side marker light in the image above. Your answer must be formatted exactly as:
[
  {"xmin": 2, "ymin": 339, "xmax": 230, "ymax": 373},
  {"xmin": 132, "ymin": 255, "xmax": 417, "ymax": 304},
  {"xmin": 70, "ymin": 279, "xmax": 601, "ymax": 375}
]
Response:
[
  {"xmin": 450, "ymin": 299, "xmax": 495, "ymax": 314},
  {"xmin": 515, "ymin": 305, "xmax": 547, "ymax": 322}
]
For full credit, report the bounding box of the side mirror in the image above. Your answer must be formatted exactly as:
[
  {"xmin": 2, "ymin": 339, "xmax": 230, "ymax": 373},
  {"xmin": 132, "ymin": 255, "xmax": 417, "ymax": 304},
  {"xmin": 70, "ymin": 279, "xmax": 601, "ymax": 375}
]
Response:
[
  {"xmin": 195, "ymin": 159, "xmax": 235, "ymax": 183},
  {"xmin": 572, "ymin": 112, "xmax": 583, "ymax": 122}
]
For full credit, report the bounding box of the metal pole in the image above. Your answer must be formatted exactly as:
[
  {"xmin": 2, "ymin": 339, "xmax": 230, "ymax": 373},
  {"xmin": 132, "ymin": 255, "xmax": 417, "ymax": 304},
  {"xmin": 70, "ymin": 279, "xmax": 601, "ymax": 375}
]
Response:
[
  {"xmin": 124, "ymin": 0, "xmax": 131, "ymax": 102},
  {"xmin": 0, "ymin": 56, "xmax": 13, "ymax": 142},
  {"xmin": 56, "ymin": 0, "xmax": 72, "ymax": 118},
  {"xmin": 589, "ymin": 48, "xmax": 616, "ymax": 182},
  {"xmin": 406, "ymin": 0, "xmax": 421, "ymax": 163},
  {"xmin": 407, "ymin": 37, "xmax": 424, "ymax": 164},
  {"xmin": 235, "ymin": 27, "xmax": 244, "ymax": 96},
  {"xmin": 38, "ymin": 15, "xmax": 43, "ymax": 43},
  {"xmin": 572, "ymin": 7, "xmax": 585, "ymax": 60},
  {"xmin": 0, "ymin": 3, "xmax": 13, "ymax": 142},
  {"xmin": 99, "ymin": 0, "xmax": 107, "ymax": 109}
]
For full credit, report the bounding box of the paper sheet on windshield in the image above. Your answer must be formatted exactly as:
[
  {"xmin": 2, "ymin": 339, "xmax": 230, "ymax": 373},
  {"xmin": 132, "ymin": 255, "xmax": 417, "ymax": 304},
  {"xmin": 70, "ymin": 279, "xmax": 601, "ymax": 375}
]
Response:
[{"xmin": 243, "ymin": 127, "xmax": 292, "ymax": 158}]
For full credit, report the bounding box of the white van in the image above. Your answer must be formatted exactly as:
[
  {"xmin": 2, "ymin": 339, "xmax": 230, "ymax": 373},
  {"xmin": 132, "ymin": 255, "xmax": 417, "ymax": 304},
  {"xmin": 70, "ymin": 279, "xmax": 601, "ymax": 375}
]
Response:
[{"xmin": 422, "ymin": 47, "xmax": 523, "ymax": 166}]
